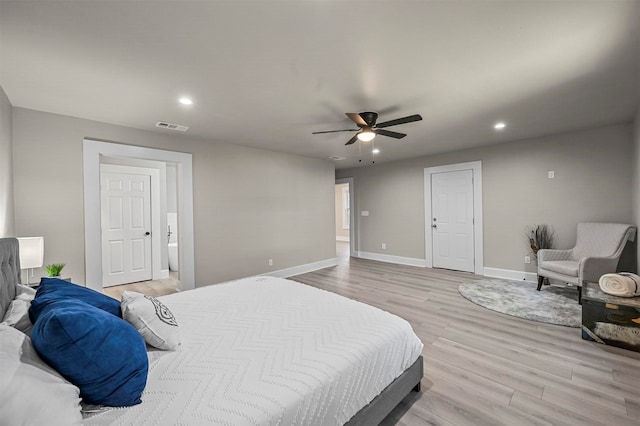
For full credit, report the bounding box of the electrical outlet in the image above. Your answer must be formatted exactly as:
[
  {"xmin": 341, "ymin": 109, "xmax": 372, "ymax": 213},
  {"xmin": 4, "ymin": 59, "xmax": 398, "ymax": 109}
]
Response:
[
  {"xmin": 381, "ymin": 243, "xmax": 386, "ymax": 250},
  {"xmin": 268, "ymin": 259, "xmax": 273, "ymax": 266},
  {"xmin": 524, "ymin": 256, "xmax": 531, "ymax": 264},
  {"xmin": 548, "ymin": 171, "xmax": 555, "ymax": 179}
]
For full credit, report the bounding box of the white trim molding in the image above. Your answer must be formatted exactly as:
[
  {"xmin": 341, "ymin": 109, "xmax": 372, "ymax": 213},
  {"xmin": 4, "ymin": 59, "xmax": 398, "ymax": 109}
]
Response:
[
  {"xmin": 483, "ymin": 267, "xmax": 537, "ymax": 283},
  {"xmin": 424, "ymin": 161, "xmax": 484, "ymax": 275},
  {"xmin": 262, "ymin": 257, "xmax": 338, "ymax": 279},
  {"xmin": 358, "ymin": 251, "xmax": 426, "ymax": 268},
  {"xmin": 336, "ymin": 236, "xmax": 350, "ymax": 242}
]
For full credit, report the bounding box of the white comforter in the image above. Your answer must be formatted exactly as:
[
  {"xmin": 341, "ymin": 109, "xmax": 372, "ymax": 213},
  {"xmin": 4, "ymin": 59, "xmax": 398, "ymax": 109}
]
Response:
[{"xmin": 85, "ymin": 276, "xmax": 423, "ymax": 426}]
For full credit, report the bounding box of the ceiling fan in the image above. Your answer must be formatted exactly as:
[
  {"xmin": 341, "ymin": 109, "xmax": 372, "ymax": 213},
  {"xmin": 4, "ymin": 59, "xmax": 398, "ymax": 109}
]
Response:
[{"xmin": 312, "ymin": 112, "xmax": 423, "ymax": 145}]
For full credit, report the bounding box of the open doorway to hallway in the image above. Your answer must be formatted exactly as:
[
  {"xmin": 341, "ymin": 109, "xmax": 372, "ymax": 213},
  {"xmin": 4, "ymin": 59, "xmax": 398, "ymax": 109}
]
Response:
[
  {"xmin": 335, "ymin": 182, "xmax": 350, "ymax": 243},
  {"xmin": 334, "ymin": 178, "xmax": 357, "ymax": 260},
  {"xmin": 335, "ymin": 179, "xmax": 355, "ymax": 262}
]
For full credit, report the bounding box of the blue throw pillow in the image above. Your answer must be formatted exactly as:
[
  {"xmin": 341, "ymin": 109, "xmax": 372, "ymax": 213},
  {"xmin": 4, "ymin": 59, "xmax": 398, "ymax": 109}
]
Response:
[
  {"xmin": 30, "ymin": 278, "xmax": 121, "ymax": 322},
  {"xmin": 30, "ymin": 298, "xmax": 148, "ymax": 407}
]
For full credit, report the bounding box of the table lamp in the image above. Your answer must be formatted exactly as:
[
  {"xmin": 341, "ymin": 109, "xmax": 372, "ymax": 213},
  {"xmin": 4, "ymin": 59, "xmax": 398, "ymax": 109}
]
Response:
[{"xmin": 17, "ymin": 237, "xmax": 44, "ymax": 285}]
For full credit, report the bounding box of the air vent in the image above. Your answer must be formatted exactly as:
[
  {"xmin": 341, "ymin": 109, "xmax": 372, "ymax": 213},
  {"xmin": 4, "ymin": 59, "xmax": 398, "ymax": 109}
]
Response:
[
  {"xmin": 156, "ymin": 121, "xmax": 189, "ymax": 132},
  {"xmin": 329, "ymin": 156, "xmax": 346, "ymax": 161}
]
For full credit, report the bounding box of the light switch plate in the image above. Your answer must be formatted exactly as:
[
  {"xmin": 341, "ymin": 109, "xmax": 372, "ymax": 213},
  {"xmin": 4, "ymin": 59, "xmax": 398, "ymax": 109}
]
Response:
[{"xmin": 361, "ymin": 211, "xmax": 369, "ymax": 216}]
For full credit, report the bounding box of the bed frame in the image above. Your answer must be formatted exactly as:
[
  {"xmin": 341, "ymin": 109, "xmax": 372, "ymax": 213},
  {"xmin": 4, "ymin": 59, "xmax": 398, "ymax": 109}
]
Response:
[
  {"xmin": 347, "ymin": 355, "xmax": 423, "ymax": 425},
  {"xmin": 0, "ymin": 237, "xmax": 422, "ymax": 425}
]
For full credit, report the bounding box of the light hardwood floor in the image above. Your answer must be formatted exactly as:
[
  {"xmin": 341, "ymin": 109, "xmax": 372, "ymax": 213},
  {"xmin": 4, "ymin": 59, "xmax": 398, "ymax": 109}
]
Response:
[
  {"xmin": 103, "ymin": 243, "xmax": 640, "ymax": 425},
  {"xmin": 102, "ymin": 272, "xmax": 180, "ymax": 300}
]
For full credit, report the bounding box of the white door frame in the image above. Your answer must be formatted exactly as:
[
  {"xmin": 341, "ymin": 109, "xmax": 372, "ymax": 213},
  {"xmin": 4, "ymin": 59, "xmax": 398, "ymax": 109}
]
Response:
[
  {"xmin": 424, "ymin": 161, "xmax": 483, "ymax": 275},
  {"xmin": 83, "ymin": 139, "xmax": 195, "ymax": 292},
  {"xmin": 100, "ymin": 164, "xmax": 161, "ymax": 284},
  {"xmin": 335, "ymin": 177, "xmax": 356, "ymax": 258}
]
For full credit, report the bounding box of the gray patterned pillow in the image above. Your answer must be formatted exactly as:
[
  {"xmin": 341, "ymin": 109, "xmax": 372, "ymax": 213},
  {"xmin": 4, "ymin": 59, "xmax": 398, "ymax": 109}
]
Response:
[{"xmin": 121, "ymin": 291, "xmax": 180, "ymax": 350}]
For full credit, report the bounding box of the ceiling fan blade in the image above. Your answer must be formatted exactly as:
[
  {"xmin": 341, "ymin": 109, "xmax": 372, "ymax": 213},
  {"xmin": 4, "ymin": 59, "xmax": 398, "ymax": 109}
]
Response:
[
  {"xmin": 345, "ymin": 135, "xmax": 358, "ymax": 145},
  {"xmin": 376, "ymin": 129, "xmax": 406, "ymax": 139},
  {"xmin": 345, "ymin": 113, "xmax": 368, "ymax": 127},
  {"xmin": 312, "ymin": 129, "xmax": 358, "ymax": 134},
  {"xmin": 375, "ymin": 114, "xmax": 423, "ymax": 129}
]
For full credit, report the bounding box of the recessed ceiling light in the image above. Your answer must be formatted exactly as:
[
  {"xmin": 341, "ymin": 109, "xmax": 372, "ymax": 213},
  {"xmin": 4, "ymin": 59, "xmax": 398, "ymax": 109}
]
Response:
[
  {"xmin": 179, "ymin": 97, "xmax": 193, "ymax": 105},
  {"xmin": 372, "ymin": 148, "xmax": 380, "ymax": 154},
  {"xmin": 494, "ymin": 122, "xmax": 506, "ymax": 130}
]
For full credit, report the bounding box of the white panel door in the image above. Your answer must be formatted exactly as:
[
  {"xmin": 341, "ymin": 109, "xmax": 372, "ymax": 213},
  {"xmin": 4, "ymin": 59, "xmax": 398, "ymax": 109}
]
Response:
[
  {"xmin": 101, "ymin": 172, "xmax": 152, "ymax": 286},
  {"xmin": 431, "ymin": 169, "xmax": 474, "ymax": 272}
]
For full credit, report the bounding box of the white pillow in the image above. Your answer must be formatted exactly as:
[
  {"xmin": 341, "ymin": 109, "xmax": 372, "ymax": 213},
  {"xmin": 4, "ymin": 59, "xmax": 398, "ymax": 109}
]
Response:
[
  {"xmin": 121, "ymin": 291, "xmax": 180, "ymax": 350},
  {"xmin": 0, "ymin": 324, "xmax": 83, "ymax": 425},
  {"xmin": 1, "ymin": 285, "xmax": 37, "ymax": 335}
]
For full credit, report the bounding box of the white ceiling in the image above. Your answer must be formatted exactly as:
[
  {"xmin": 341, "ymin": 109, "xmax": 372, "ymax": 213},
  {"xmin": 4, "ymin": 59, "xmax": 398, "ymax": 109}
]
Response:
[{"xmin": 1, "ymin": 1, "xmax": 639, "ymax": 169}]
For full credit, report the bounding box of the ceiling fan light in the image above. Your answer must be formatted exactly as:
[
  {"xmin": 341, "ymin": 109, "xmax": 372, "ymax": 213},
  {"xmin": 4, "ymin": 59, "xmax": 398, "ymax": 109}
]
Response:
[{"xmin": 357, "ymin": 130, "xmax": 376, "ymax": 142}]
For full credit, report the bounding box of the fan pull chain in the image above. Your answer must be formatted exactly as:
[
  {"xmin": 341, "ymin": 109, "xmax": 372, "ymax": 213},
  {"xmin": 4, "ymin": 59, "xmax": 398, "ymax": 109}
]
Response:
[{"xmin": 358, "ymin": 140, "xmax": 362, "ymax": 163}]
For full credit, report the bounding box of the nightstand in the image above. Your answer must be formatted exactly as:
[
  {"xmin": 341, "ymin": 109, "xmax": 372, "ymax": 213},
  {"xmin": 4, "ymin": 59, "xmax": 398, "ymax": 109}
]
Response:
[{"xmin": 28, "ymin": 277, "xmax": 72, "ymax": 290}]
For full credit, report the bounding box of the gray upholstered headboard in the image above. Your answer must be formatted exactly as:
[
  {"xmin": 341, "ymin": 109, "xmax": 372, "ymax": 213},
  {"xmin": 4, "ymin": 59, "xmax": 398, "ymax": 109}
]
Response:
[{"xmin": 0, "ymin": 237, "xmax": 22, "ymax": 319}]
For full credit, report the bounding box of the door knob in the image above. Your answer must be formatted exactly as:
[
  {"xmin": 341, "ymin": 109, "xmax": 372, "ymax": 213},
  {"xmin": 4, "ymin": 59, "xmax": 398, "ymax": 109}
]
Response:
[
  {"xmin": 432, "ymin": 224, "xmax": 437, "ymax": 229},
  {"xmin": 145, "ymin": 232, "xmax": 151, "ymax": 236}
]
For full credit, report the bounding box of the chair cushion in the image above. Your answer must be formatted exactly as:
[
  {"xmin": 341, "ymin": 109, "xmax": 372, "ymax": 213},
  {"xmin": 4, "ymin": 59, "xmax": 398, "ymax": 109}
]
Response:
[{"xmin": 540, "ymin": 260, "xmax": 579, "ymax": 277}]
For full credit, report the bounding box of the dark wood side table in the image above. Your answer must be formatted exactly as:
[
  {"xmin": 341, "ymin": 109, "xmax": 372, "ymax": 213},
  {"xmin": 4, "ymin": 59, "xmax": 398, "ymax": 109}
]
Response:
[{"xmin": 581, "ymin": 281, "xmax": 640, "ymax": 352}]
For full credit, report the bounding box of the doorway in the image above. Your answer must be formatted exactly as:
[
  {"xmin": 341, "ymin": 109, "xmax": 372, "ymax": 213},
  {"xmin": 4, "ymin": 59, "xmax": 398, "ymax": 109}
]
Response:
[
  {"xmin": 335, "ymin": 177, "xmax": 355, "ymax": 259},
  {"xmin": 83, "ymin": 140, "xmax": 195, "ymax": 292},
  {"xmin": 424, "ymin": 161, "xmax": 483, "ymax": 275}
]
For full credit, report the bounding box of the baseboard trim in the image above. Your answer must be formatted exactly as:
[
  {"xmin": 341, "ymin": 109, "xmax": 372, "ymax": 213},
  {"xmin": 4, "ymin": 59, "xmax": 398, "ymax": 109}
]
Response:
[
  {"xmin": 158, "ymin": 269, "xmax": 170, "ymax": 279},
  {"xmin": 262, "ymin": 257, "xmax": 338, "ymax": 279},
  {"xmin": 483, "ymin": 267, "xmax": 537, "ymax": 283},
  {"xmin": 336, "ymin": 236, "xmax": 350, "ymax": 242},
  {"xmin": 358, "ymin": 251, "xmax": 426, "ymax": 268}
]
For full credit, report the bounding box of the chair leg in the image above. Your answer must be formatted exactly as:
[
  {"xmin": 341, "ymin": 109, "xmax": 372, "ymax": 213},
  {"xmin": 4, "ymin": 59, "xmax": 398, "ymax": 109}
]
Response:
[
  {"xmin": 577, "ymin": 286, "xmax": 582, "ymax": 305},
  {"xmin": 537, "ymin": 275, "xmax": 545, "ymax": 291}
]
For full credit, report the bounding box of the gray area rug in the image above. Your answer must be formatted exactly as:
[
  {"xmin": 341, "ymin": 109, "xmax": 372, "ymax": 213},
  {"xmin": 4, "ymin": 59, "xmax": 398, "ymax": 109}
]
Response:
[{"xmin": 458, "ymin": 279, "xmax": 581, "ymax": 327}]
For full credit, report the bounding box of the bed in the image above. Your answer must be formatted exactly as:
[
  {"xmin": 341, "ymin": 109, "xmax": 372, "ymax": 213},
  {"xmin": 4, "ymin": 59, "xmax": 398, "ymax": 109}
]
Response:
[{"xmin": 0, "ymin": 237, "xmax": 424, "ymax": 425}]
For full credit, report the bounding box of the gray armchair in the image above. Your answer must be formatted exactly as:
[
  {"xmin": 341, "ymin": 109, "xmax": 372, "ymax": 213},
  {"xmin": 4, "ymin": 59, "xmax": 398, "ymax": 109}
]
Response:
[{"xmin": 537, "ymin": 223, "xmax": 636, "ymax": 303}]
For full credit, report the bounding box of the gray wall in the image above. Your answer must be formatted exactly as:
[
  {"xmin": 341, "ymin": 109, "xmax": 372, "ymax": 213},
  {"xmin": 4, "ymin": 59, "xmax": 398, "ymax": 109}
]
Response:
[
  {"xmin": 337, "ymin": 123, "xmax": 633, "ymax": 274},
  {"xmin": 634, "ymin": 108, "xmax": 640, "ymax": 267},
  {"xmin": 12, "ymin": 107, "xmax": 335, "ymax": 286},
  {"xmin": 0, "ymin": 86, "xmax": 15, "ymax": 237}
]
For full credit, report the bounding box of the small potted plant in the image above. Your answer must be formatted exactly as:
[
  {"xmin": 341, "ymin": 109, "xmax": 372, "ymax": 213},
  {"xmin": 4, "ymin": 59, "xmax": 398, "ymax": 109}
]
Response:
[{"xmin": 45, "ymin": 263, "xmax": 66, "ymax": 277}]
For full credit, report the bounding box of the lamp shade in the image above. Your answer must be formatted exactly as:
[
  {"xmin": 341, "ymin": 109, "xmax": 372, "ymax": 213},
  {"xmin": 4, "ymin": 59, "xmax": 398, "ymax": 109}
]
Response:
[{"xmin": 17, "ymin": 237, "xmax": 44, "ymax": 269}]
